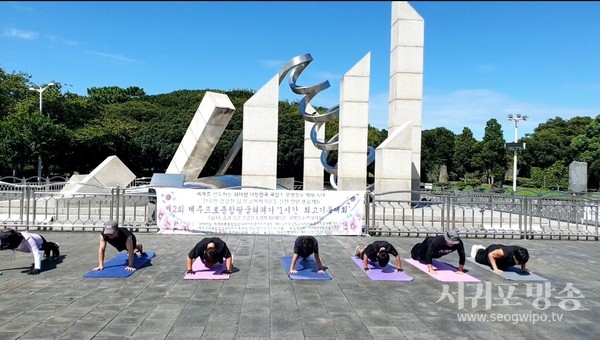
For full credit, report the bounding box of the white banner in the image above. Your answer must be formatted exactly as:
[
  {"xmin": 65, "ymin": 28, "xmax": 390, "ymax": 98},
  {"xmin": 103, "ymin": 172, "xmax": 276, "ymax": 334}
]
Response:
[{"xmin": 154, "ymin": 188, "xmax": 365, "ymax": 235}]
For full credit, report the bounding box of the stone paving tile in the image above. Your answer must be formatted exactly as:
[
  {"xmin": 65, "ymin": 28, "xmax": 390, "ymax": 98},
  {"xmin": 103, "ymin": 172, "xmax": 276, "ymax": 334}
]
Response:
[{"xmin": 1, "ymin": 233, "xmax": 599, "ymax": 339}]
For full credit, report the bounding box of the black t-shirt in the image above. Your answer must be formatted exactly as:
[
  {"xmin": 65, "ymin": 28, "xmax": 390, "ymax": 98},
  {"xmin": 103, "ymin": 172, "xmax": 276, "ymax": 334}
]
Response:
[
  {"xmin": 423, "ymin": 235, "xmax": 465, "ymax": 265},
  {"xmin": 363, "ymin": 241, "xmax": 398, "ymax": 262},
  {"xmin": 293, "ymin": 236, "xmax": 319, "ymax": 258},
  {"xmin": 101, "ymin": 227, "xmax": 135, "ymax": 252},
  {"xmin": 188, "ymin": 237, "xmax": 232, "ymax": 263},
  {"xmin": 475, "ymin": 244, "xmax": 523, "ymax": 270}
]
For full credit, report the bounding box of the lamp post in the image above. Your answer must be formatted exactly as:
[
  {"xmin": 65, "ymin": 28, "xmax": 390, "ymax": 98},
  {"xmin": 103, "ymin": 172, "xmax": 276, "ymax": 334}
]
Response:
[
  {"xmin": 507, "ymin": 114, "xmax": 528, "ymax": 192},
  {"xmin": 29, "ymin": 82, "xmax": 55, "ymax": 117},
  {"xmin": 29, "ymin": 82, "xmax": 54, "ymax": 183}
]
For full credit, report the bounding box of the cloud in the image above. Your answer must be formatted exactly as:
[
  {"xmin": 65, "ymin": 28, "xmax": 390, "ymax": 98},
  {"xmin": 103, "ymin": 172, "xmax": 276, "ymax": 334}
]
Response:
[
  {"xmin": 46, "ymin": 34, "xmax": 78, "ymax": 46},
  {"xmin": 3, "ymin": 28, "xmax": 38, "ymax": 40},
  {"xmin": 87, "ymin": 50, "xmax": 138, "ymax": 63}
]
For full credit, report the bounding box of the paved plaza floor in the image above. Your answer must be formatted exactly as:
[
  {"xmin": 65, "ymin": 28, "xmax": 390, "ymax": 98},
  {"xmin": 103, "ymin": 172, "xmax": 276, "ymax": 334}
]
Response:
[{"xmin": 1, "ymin": 232, "xmax": 599, "ymax": 339}]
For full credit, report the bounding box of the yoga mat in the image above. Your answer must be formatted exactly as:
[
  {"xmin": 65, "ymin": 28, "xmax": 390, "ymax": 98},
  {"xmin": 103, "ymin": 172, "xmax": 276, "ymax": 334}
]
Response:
[
  {"xmin": 281, "ymin": 256, "xmax": 332, "ymax": 280},
  {"xmin": 405, "ymin": 258, "xmax": 480, "ymax": 282},
  {"xmin": 83, "ymin": 252, "xmax": 155, "ymax": 278},
  {"xmin": 351, "ymin": 257, "xmax": 414, "ymax": 281},
  {"xmin": 466, "ymin": 257, "xmax": 547, "ymax": 281},
  {"xmin": 184, "ymin": 258, "xmax": 230, "ymax": 280}
]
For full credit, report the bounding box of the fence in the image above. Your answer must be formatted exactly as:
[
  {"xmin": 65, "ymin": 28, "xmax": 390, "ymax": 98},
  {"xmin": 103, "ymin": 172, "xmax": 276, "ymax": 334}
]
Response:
[
  {"xmin": 366, "ymin": 190, "xmax": 599, "ymax": 240},
  {"xmin": 1, "ymin": 178, "xmax": 598, "ymax": 240}
]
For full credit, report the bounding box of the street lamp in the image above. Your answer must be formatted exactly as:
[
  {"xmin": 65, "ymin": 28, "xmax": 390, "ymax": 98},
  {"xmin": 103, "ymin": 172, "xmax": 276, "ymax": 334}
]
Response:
[
  {"xmin": 507, "ymin": 114, "xmax": 528, "ymax": 192},
  {"xmin": 29, "ymin": 82, "xmax": 55, "ymax": 117},
  {"xmin": 28, "ymin": 82, "xmax": 54, "ymax": 183}
]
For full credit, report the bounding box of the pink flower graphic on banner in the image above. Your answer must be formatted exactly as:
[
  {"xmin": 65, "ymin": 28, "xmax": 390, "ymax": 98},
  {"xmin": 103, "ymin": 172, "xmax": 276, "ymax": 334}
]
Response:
[{"xmin": 157, "ymin": 208, "xmax": 165, "ymax": 221}]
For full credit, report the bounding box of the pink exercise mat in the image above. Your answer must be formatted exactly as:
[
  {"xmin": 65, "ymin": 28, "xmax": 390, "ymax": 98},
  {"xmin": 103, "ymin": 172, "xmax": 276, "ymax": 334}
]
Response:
[
  {"xmin": 405, "ymin": 259, "xmax": 480, "ymax": 282},
  {"xmin": 184, "ymin": 259, "xmax": 230, "ymax": 280}
]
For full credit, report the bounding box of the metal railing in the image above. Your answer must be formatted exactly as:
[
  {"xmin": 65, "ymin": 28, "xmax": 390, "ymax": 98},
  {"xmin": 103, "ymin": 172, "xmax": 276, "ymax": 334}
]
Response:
[
  {"xmin": 365, "ymin": 190, "xmax": 599, "ymax": 240},
  {"xmin": 1, "ymin": 178, "xmax": 598, "ymax": 240}
]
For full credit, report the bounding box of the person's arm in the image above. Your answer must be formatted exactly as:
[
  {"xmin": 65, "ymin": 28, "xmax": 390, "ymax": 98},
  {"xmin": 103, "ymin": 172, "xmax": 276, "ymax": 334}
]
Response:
[
  {"xmin": 363, "ymin": 253, "xmax": 370, "ymax": 271},
  {"xmin": 289, "ymin": 253, "xmax": 300, "ymax": 274},
  {"xmin": 186, "ymin": 257, "xmax": 195, "ymax": 274},
  {"xmin": 457, "ymin": 242, "xmax": 466, "ymax": 272},
  {"xmin": 395, "ymin": 254, "xmax": 403, "ymax": 272},
  {"xmin": 25, "ymin": 236, "xmax": 42, "ymax": 274},
  {"xmin": 125, "ymin": 235, "xmax": 136, "ymax": 271},
  {"xmin": 388, "ymin": 245, "xmax": 402, "ymax": 272},
  {"xmin": 93, "ymin": 235, "xmax": 107, "ymax": 271},
  {"xmin": 225, "ymin": 256, "xmax": 233, "ymax": 272},
  {"xmin": 488, "ymin": 248, "xmax": 505, "ymax": 274},
  {"xmin": 314, "ymin": 252, "xmax": 325, "ymax": 274},
  {"xmin": 221, "ymin": 242, "xmax": 233, "ymax": 275},
  {"xmin": 521, "ymin": 262, "xmax": 530, "ymax": 274},
  {"xmin": 425, "ymin": 243, "xmax": 436, "ymax": 273}
]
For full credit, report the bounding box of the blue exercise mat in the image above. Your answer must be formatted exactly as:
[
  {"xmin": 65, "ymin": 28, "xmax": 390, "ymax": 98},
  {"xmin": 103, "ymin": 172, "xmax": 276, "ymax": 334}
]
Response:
[
  {"xmin": 467, "ymin": 257, "xmax": 547, "ymax": 281},
  {"xmin": 281, "ymin": 256, "xmax": 332, "ymax": 280},
  {"xmin": 83, "ymin": 252, "xmax": 155, "ymax": 278}
]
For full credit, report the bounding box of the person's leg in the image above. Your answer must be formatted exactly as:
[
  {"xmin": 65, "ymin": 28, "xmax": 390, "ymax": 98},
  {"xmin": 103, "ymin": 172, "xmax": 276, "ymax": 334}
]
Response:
[
  {"xmin": 470, "ymin": 245, "xmax": 485, "ymax": 259},
  {"xmin": 131, "ymin": 234, "xmax": 143, "ymax": 256}
]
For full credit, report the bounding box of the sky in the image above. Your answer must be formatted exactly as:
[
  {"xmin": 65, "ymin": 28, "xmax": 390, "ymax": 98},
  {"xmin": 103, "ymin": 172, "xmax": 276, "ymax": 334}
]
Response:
[{"xmin": 2, "ymin": 1, "xmax": 600, "ymax": 141}]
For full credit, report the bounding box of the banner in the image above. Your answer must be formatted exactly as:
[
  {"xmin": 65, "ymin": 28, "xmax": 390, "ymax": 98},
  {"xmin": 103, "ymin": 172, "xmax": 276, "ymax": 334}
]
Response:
[{"xmin": 154, "ymin": 188, "xmax": 364, "ymax": 235}]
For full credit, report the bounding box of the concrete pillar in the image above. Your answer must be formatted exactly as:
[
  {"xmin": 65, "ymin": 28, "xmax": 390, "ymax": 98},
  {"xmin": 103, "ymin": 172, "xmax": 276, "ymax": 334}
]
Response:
[
  {"xmin": 241, "ymin": 74, "xmax": 279, "ymax": 189},
  {"xmin": 338, "ymin": 53, "xmax": 371, "ymax": 190}
]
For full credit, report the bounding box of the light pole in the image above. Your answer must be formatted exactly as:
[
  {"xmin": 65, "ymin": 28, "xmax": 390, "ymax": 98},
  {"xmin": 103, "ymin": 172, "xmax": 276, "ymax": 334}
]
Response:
[
  {"xmin": 29, "ymin": 82, "xmax": 54, "ymax": 183},
  {"xmin": 507, "ymin": 114, "xmax": 528, "ymax": 192},
  {"xmin": 29, "ymin": 82, "xmax": 55, "ymax": 117}
]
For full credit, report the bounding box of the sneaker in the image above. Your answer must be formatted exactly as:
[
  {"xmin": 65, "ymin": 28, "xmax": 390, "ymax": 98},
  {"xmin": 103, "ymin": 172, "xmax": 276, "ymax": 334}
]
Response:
[{"xmin": 355, "ymin": 246, "xmax": 362, "ymax": 259}]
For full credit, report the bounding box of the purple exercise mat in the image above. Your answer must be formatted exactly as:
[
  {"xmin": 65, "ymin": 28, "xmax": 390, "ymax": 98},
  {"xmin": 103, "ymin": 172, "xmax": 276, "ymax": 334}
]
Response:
[
  {"xmin": 351, "ymin": 257, "xmax": 414, "ymax": 281},
  {"xmin": 184, "ymin": 259, "xmax": 229, "ymax": 280},
  {"xmin": 405, "ymin": 259, "xmax": 480, "ymax": 282}
]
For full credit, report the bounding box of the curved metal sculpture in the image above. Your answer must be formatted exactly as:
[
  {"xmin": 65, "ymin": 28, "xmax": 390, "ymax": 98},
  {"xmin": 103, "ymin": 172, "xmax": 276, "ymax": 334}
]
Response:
[{"xmin": 279, "ymin": 54, "xmax": 375, "ymax": 189}]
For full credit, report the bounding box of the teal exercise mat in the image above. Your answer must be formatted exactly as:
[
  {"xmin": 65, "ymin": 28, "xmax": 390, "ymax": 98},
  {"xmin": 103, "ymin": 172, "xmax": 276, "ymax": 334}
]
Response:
[
  {"xmin": 281, "ymin": 256, "xmax": 332, "ymax": 280},
  {"xmin": 467, "ymin": 257, "xmax": 547, "ymax": 281},
  {"xmin": 83, "ymin": 252, "xmax": 155, "ymax": 278}
]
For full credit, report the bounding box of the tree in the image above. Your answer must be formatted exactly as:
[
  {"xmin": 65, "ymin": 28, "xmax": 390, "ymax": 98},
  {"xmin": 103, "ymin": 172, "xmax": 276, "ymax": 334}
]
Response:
[
  {"xmin": 87, "ymin": 86, "xmax": 147, "ymax": 105},
  {"xmin": 0, "ymin": 107, "xmax": 64, "ymax": 176},
  {"xmin": 480, "ymin": 119, "xmax": 507, "ymax": 185},
  {"xmin": 453, "ymin": 127, "xmax": 482, "ymax": 180},
  {"xmin": 421, "ymin": 127, "xmax": 455, "ymax": 182},
  {"xmin": 571, "ymin": 115, "xmax": 600, "ymax": 190},
  {"xmin": 0, "ymin": 68, "xmax": 31, "ymax": 120}
]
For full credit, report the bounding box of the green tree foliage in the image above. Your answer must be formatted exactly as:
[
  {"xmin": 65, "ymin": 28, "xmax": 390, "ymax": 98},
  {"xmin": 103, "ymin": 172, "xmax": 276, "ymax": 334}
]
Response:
[
  {"xmin": 480, "ymin": 119, "xmax": 507, "ymax": 184},
  {"xmin": 530, "ymin": 162, "xmax": 568, "ymax": 190},
  {"xmin": 0, "ymin": 107, "xmax": 63, "ymax": 175},
  {"xmin": 87, "ymin": 86, "xmax": 147, "ymax": 105},
  {"xmin": 453, "ymin": 127, "xmax": 482, "ymax": 180},
  {"xmin": 522, "ymin": 116, "xmax": 592, "ymax": 173},
  {"xmin": 0, "ymin": 69, "xmax": 31, "ymax": 119},
  {"xmin": 571, "ymin": 115, "xmax": 600, "ymax": 189},
  {"xmin": 421, "ymin": 127, "xmax": 455, "ymax": 182}
]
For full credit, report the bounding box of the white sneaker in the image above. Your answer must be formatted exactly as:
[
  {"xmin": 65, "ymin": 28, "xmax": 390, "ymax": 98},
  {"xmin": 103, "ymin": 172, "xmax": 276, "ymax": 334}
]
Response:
[{"xmin": 470, "ymin": 245, "xmax": 485, "ymax": 259}]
